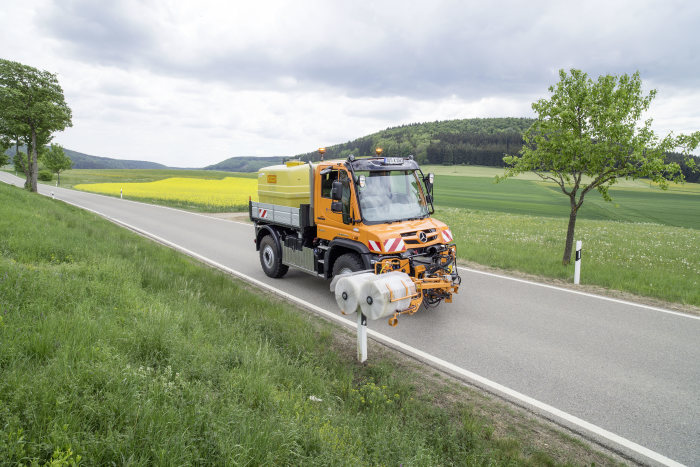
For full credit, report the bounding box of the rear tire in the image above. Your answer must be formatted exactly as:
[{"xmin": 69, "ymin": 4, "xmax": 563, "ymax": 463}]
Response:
[
  {"xmin": 332, "ymin": 253, "xmax": 364, "ymax": 277},
  {"xmin": 259, "ymin": 235, "xmax": 288, "ymax": 278}
]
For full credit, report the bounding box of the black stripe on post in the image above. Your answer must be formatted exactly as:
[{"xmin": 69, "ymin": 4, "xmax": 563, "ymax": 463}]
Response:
[{"xmin": 575, "ymin": 250, "xmax": 581, "ymax": 261}]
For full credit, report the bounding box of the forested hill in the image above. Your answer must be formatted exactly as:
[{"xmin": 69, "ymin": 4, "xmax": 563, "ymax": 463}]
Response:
[
  {"xmin": 294, "ymin": 117, "xmax": 535, "ymax": 166},
  {"xmin": 289, "ymin": 117, "xmax": 698, "ymax": 182},
  {"xmin": 5, "ymin": 146, "xmax": 167, "ymax": 170},
  {"xmin": 63, "ymin": 149, "xmax": 168, "ymax": 169},
  {"xmin": 204, "ymin": 156, "xmax": 283, "ymax": 172}
]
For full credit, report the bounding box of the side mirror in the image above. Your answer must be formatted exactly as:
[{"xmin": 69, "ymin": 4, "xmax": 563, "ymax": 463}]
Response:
[
  {"xmin": 424, "ymin": 172, "xmax": 434, "ymax": 189},
  {"xmin": 331, "ymin": 180, "xmax": 342, "ymax": 201},
  {"xmin": 331, "ymin": 201, "xmax": 343, "ymax": 213}
]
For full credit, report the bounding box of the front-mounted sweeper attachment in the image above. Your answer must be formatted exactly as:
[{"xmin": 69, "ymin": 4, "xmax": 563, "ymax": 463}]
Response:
[{"xmin": 330, "ymin": 249, "xmax": 460, "ymax": 361}]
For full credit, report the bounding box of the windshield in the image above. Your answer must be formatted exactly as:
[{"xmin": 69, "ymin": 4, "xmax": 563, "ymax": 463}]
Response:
[{"xmin": 356, "ymin": 170, "xmax": 429, "ymax": 223}]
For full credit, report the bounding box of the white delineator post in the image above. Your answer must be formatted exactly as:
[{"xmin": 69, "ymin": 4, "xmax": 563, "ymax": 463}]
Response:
[
  {"xmin": 574, "ymin": 240, "xmax": 582, "ymax": 285},
  {"xmin": 120, "ymin": 187, "xmax": 123, "ymax": 199},
  {"xmin": 357, "ymin": 312, "xmax": 368, "ymax": 363}
]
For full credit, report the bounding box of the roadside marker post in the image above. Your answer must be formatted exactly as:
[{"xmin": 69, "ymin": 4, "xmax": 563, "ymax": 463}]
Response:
[
  {"xmin": 120, "ymin": 188, "xmax": 123, "ymax": 199},
  {"xmin": 574, "ymin": 240, "xmax": 582, "ymax": 285},
  {"xmin": 357, "ymin": 312, "xmax": 368, "ymax": 363}
]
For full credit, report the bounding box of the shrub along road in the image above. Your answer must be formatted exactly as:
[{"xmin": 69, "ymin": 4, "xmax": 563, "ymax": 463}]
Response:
[{"xmin": 2, "ymin": 171, "xmax": 698, "ymax": 466}]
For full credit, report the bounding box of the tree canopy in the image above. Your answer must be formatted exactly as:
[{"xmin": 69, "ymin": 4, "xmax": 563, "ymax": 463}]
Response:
[
  {"xmin": 500, "ymin": 69, "xmax": 699, "ymax": 265},
  {"xmin": 0, "ymin": 59, "xmax": 72, "ymax": 191},
  {"xmin": 40, "ymin": 143, "xmax": 72, "ymax": 185}
]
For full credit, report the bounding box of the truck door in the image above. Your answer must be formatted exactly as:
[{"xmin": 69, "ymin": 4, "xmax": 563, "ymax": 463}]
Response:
[{"xmin": 315, "ymin": 166, "xmax": 355, "ymax": 241}]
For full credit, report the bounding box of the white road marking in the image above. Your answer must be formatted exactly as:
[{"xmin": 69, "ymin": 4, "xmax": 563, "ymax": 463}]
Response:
[{"xmin": 50, "ymin": 196, "xmax": 683, "ymax": 467}]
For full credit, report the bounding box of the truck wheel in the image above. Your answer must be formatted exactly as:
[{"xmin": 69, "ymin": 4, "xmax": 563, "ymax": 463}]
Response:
[
  {"xmin": 332, "ymin": 253, "xmax": 364, "ymax": 277},
  {"xmin": 259, "ymin": 235, "xmax": 289, "ymax": 278}
]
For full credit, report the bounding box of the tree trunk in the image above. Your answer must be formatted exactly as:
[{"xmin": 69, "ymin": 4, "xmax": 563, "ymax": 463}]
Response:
[
  {"xmin": 562, "ymin": 207, "xmax": 578, "ymax": 265},
  {"xmin": 29, "ymin": 129, "xmax": 38, "ymax": 192},
  {"xmin": 25, "ymin": 137, "xmax": 32, "ymax": 189}
]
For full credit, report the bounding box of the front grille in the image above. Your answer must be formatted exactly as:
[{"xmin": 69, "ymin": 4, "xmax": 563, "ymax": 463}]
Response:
[{"xmin": 402, "ymin": 229, "xmax": 438, "ymax": 245}]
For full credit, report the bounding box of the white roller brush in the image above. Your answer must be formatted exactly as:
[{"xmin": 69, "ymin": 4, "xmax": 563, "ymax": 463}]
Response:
[
  {"xmin": 360, "ymin": 271, "xmax": 416, "ymax": 320},
  {"xmin": 333, "ymin": 272, "xmax": 376, "ymax": 314}
]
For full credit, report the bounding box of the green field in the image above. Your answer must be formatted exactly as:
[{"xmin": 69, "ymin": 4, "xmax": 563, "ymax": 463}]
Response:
[
  {"xmin": 0, "ymin": 183, "xmax": 615, "ymax": 465},
  {"xmin": 48, "ymin": 167, "xmax": 700, "ymax": 230},
  {"xmin": 435, "ymin": 208, "xmax": 700, "ymax": 306},
  {"xmin": 433, "ymin": 173, "xmax": 700, "ymax": 229}
]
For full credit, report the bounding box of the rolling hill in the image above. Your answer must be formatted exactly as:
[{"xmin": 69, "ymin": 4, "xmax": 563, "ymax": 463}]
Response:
[
  {"xmin": 293, "ymin": 117, "xmax": 535, "ymax": 165},
  {"xmin": 204, "ymin": 156, "xmax": 283, "ymax": 172},
  {"xmin": 5, "ymin": 146, "xmax": 168, "ymax": 170}
]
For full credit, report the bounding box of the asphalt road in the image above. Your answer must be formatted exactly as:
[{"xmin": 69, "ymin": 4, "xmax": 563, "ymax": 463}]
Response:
[{"xmin": 3, "ymin": 172, "xmax": 699, "ymax": 466}]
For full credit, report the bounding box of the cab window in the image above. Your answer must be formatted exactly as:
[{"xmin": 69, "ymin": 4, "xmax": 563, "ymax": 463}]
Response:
[{"xmin": 320, "ymin": 169, "xmax": 339, "ymax": 198}]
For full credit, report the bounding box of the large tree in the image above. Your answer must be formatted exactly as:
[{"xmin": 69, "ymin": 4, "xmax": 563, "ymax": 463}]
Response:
[
  {"xmin": 0, "ymin": 59, "xmax": 72, "ymax": 192},
  {"xmin": 40, "ymin": 143, "xmax": 72, "ymax": 185},
  {"xmin": 500, "ymin": 69, "xmax": 698, "ymax": 265}
]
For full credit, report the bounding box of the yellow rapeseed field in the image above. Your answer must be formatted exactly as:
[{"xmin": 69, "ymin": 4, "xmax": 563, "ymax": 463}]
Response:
[{"xmin": 75, "ymin": 177, "xmax": 257, "ymax": 207}]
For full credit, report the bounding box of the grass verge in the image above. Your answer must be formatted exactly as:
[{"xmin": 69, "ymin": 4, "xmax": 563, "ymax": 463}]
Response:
[
  {"xmin": 0, "ymin": 183, "xmax": 619, "ymax": 465},
  {"xmin": 436, "ymin": 207, "xmax": 700, "ymax": 307}
]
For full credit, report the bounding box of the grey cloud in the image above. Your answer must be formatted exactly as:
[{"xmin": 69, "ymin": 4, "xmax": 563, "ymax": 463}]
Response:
[
  {"xmin": 41, "ymin": 0, "xmax": 154, "ymax": 66},
  {"xmin": 40, "ymin": 1, "xmax": 700, "ymax": 100}
]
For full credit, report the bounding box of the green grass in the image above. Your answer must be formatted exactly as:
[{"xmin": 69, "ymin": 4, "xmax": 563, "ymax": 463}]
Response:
[
  {"xmin": 434, "ymin": 174, "xmax": 700, "ymax": 229},
  {"xmin": 435, "ymin": 208, "xmax": 700, "ymax": 306},
  {"xmin": 0, "ymin": 183, "xmax": 616, "ymax": 465}
]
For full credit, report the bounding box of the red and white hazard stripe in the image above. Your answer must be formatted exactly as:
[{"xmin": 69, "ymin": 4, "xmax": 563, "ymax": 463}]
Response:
[
  {"xmin": 368, "ymin": 240, "xmax": 381, "ymax": 252},
  {"xmin": 258, "ymin": 208, "xmax": 269, "ymax": 219},
  {"xmin": 383, "ymin": 237, "xmax": 405, "ymax": 252},
  {"xmin": 442, "ymin": 228, "xmax": 453, "ymax": 243}
]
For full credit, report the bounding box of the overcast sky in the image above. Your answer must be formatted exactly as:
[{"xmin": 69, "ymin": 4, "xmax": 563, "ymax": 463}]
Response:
[{"xmin": 2, "ymin": 0, "xmax": 699, "ymax": 167}]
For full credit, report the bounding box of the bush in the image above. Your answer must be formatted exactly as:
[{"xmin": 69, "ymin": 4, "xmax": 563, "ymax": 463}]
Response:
[{"xmin": 38, "ymin": 169, "xmax": 53, "ymax": 181}]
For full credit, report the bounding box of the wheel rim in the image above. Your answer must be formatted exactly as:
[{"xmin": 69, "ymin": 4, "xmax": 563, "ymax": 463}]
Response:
[{"xmin": 262, "ymin": 245, "xmax": 274, "ymax": 268}]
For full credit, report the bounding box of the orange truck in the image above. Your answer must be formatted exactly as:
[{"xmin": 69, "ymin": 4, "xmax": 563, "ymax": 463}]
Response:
[{"xmin": 249, "ymin": 148, "xmax": 460, "ymax": 325}]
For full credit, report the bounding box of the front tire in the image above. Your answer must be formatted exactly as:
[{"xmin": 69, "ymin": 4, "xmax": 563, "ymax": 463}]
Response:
[
  {"xmin": 332, "ymin": 253, "xmax": 364, "ymax": 277},
  {"xmin": 259, "ymin": 235, "xmax": 289, "ymax": 278}
]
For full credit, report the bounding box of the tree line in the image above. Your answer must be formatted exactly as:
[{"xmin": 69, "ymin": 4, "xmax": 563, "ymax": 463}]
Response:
[
  {"xmin": 292, "ymin": 117, "xmax": 698, "ymax": 181},
  {"xmin": 295, "ymin": 117, "xmax": 534, "ymax": 164}
]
